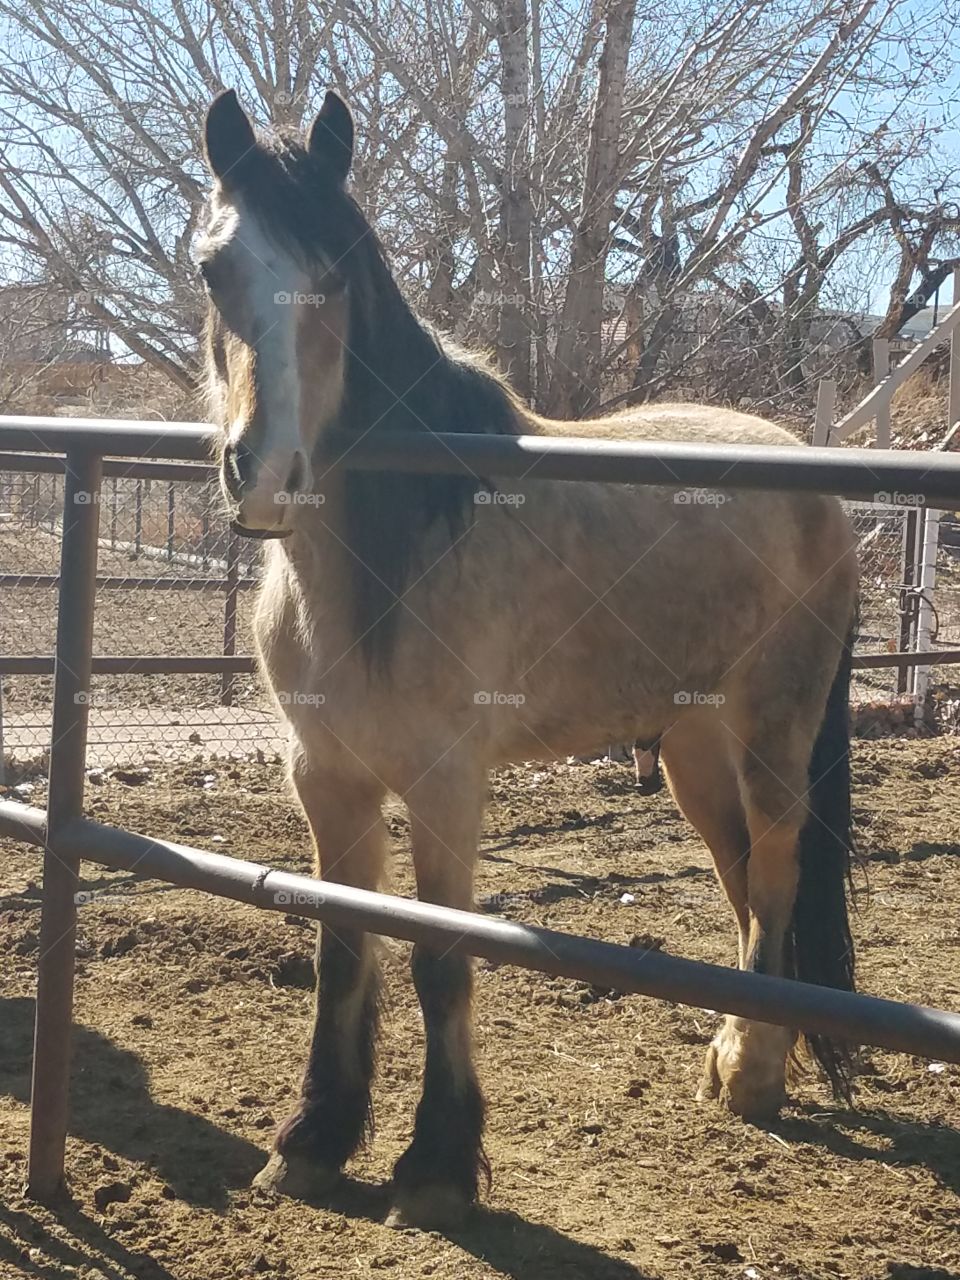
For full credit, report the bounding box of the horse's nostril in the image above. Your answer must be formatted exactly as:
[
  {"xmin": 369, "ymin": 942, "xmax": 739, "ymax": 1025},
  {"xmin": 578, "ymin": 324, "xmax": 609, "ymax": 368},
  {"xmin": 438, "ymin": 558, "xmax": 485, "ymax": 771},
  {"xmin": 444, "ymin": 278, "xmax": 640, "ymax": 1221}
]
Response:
[
  {"xmin": 285, "ymin": 451, "xmax": 306, "ymax": 494},
  {"xmin": 223, "ymin": 440, "xmax": 255, "ymax": 501}
]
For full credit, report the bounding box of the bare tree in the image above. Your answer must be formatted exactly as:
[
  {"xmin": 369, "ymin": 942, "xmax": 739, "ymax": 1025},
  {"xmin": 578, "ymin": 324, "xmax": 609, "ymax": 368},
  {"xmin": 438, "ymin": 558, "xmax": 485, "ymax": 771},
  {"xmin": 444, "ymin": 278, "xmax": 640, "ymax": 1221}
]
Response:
[
  {"xmin": 1, "ymin": 0, "xmax": 958, "ymax": 416},
  {"xmin": 550, "ymin": 0, "xmax": 637, "ymax": 416}
]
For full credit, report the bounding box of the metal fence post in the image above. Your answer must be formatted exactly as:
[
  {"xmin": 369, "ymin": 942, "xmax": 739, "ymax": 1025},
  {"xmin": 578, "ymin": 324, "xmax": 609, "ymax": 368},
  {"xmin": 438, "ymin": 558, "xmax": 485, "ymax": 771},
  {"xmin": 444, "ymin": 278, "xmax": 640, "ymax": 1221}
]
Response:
[
  {"xmin": 897, "ymin": 508, "xmax": 921, "ymax": 696},
  {"xmin": 220, "ymin": 527, "xmax": 240, "ymax": 706},
  {"xmin": 26, "ymin": 446, "xmax": 102, "ymax": 1201},
  {"xmin": 134, "ymin": 477, "xmax": 143, "ymax": 559},
  {"xmin": 166, "ymin": 482, "xmax": 176, "ymax": 560}
]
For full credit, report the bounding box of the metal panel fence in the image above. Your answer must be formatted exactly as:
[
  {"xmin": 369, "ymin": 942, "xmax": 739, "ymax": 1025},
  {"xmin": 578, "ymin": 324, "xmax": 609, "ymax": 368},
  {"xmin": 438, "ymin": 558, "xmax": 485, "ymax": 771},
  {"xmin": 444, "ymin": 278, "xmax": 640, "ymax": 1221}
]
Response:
[
  {"xmin": 3, "ymin": 441, "xmax": 960, "ymax": 771},
  {"xmin": 2, "ymin": 419, "xmax": 960, "ymax": 1204}
]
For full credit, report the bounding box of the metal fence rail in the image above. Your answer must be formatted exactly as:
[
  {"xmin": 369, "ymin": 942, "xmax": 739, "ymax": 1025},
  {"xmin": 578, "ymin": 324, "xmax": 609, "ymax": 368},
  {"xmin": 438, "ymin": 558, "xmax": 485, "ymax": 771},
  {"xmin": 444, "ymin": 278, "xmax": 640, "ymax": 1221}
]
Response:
[
  {"xmin": 3, "ymin": 796, "xmax": 960, "ymax": 1066},
  {"xmin": 3, "ymin": 418, "xmax": 960, "ymax": 1201},
  {"xmin": 3, "ymin": 415, "xmax": 960, "ymax": 498}
]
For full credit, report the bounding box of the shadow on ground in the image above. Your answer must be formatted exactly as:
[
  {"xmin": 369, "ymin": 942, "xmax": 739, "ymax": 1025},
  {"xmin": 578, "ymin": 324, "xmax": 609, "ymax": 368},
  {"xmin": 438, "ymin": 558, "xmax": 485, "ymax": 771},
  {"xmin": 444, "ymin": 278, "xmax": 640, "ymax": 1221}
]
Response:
[
  {"xmin": 284, "ymin": 1174, "xmax": 659, "ymax": 1280},
  {"xmin": 0, "ymin": 1198, "xmax": 179, "ymax": 1280},
  {"xmin": 0, "ymin": 996, "xmax": 263, "ymax": 1209},
  {"xmin": 767, "ymin": 1100, "xmax": 960, "ymax": 1196}
]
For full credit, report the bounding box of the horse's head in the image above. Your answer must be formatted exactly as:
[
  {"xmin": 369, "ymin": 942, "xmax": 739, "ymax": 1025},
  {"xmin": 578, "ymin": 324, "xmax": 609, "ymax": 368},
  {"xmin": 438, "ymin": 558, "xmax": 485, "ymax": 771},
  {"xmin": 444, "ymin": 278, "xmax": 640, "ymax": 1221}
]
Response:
[{"xmin": 196, "ymin": 89, "xmax": 358, "ymax": 535}]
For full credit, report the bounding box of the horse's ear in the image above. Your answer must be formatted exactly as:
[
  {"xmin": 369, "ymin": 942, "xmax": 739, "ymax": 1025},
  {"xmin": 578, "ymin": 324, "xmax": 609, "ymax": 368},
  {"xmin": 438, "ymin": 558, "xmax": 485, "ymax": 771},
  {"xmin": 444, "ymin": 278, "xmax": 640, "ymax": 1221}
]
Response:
[
  {"xmin": 307, "ymin": 91, "xmax": 354, "ymax": 182},
  {"xmin": 204, "ymin": 89, "xmax": 256, "ymax": 180}
]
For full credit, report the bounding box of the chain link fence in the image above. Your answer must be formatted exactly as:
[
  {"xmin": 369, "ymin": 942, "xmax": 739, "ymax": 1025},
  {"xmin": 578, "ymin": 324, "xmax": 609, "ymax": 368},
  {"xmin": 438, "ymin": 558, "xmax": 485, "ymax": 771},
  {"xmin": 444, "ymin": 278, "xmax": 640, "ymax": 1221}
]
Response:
[
  {"xmin": 2, "ymin": 469, "xmax": 958, "ymax": 774},
  {"xmin": 0, "ymin": 464, "xmax": 284, "ymax": 772},
  {"xmin": 846, "ymin": 501, "xmax": 912, "ymax": 703}
]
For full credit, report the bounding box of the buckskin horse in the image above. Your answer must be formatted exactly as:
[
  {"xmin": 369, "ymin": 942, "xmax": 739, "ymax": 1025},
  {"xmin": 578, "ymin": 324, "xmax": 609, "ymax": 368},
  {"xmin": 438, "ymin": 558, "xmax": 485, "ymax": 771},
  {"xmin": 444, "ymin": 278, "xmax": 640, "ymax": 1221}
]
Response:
[{"xmin": 196, "ymin": 88, "xmax": 859, "ymax": 1229}]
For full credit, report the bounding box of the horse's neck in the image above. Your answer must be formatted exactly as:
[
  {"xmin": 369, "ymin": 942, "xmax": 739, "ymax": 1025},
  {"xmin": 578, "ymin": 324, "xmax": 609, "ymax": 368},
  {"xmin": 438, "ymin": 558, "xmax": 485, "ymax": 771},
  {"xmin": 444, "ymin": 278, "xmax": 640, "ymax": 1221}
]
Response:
[{"xmin": 267, "ymin": 478, "xmax": 350, "ymax": 607}]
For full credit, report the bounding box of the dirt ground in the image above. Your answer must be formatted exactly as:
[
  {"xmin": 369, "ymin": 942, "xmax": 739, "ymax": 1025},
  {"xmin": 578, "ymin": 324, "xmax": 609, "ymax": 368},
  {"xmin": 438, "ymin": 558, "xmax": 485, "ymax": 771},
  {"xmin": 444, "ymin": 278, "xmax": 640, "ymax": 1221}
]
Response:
[{"xmin": 2, "ymin": 737, "xmax": 960, "ymax": 1280}]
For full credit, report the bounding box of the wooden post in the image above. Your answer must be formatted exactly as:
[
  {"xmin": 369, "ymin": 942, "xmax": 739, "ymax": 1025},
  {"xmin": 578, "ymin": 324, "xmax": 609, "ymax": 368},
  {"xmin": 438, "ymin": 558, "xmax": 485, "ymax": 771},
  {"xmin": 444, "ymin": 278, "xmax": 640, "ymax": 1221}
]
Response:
[
  {"xmin": 813, "ymin": 378, "xmax": 836, "ymax": 446},
  {"xmin": 914, "ymin": 507, "xmax": 941, "ymax": 720},
  {"xmin": 873, "ymin": 337, "xmax": 891, "ymax": 448}
]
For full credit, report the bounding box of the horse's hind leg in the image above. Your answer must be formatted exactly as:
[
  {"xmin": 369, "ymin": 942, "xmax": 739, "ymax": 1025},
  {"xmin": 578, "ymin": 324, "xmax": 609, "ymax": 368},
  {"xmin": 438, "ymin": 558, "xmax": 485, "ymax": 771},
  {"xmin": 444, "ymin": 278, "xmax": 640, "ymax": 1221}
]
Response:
[
  {"xmin": 659, "ymin": 713, "xmax": 783, "ymax": 1113},
  {"xmin": 659, "ymin": 712, "xmax": 751, "ymax": 967},
  {"xmin": 388, "ymin": 760, "xmax": 487, "ymax": 1230},
  {"xmin": 699, "ymin": 681, "xmax": 835, "ymax": 1119},
  {"xmin": 254, "ymin": 752, "xmax": 386, "ymax": 1198},
  {"xmin": 697, "ymin": 799, "xmax": 801, "ymax": 1119}
]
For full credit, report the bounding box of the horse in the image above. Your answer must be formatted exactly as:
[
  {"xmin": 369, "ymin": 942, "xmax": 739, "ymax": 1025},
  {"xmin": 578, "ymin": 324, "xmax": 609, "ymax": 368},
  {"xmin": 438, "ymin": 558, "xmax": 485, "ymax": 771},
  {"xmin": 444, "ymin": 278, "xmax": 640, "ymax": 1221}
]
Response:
[{"xmin": 196, "ymin": 88, "xmax": 859, "ymax": 1230}]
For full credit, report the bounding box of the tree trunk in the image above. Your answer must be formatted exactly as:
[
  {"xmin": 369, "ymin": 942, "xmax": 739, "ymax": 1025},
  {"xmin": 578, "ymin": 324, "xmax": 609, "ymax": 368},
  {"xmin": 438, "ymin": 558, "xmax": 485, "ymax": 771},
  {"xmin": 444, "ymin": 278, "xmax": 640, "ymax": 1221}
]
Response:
[
  {"xmin": 551, "ymin": 0, "xmax": 637, "ymax": 418},
  {"xmin": 496, "ymin": 0, "xmax": 533, "ymax": 401}
]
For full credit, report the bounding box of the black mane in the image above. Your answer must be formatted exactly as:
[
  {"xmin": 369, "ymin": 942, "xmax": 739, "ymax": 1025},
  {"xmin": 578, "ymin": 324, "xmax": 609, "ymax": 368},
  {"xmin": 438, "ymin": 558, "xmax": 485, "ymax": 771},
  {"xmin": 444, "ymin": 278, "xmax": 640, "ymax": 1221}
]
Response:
[{"xmin": 228, "ymin": 131, "xmax": 522, "ymax": 667}]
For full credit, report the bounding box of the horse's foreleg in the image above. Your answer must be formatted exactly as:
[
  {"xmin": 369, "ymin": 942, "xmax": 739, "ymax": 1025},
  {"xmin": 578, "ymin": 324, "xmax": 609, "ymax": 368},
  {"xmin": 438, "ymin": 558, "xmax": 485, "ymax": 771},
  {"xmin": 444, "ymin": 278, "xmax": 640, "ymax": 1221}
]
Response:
[
  {"xmin": 254, "ymin": 760, "xmax": 386, "ymax": 1199},
  {"xmin": 388, "ymin": 767, "xmax": 487, "ymax": 1230}
]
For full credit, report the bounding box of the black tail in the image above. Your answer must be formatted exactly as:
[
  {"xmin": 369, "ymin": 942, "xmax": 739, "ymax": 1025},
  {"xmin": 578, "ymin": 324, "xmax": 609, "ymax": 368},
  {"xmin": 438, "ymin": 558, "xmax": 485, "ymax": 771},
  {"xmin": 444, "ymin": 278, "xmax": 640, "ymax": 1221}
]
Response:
[{"xmin": 790, "ymin": 629, "xmax": 856, "ymax": 1101}]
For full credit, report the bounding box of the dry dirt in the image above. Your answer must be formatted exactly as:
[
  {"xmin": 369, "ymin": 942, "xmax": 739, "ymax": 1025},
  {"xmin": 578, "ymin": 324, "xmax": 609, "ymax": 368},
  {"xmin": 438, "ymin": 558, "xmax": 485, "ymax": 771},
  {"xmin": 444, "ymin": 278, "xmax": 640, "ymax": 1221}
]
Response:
[{"xmin": 2, "ymin": 739, "xmax": 960, "ymax": 1280}]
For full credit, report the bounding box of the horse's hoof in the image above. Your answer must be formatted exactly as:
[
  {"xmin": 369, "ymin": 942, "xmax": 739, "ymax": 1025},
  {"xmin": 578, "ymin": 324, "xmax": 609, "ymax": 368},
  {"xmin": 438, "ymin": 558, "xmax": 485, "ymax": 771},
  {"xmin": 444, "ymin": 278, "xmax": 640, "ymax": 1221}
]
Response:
[
  {"xmin": 251, "ymin": 1151, "xmax": 341, "ymax": 1200},
  {"xmin": 718, "ymin": 1079, "xmax": 787, "ymax": 1122},
  {"xmin": 697, "ymin": 1022, "xmax": 790, "ymax": 1120},
  {"xmin": 385, "ymin": 1183, "xmax": 471, "ymax": 1231}
]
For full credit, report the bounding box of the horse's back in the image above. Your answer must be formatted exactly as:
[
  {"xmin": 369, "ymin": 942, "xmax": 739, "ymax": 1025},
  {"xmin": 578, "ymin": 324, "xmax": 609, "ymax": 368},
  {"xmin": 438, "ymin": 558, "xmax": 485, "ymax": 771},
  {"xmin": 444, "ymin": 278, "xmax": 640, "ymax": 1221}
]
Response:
[{"xmin": 543, "ymin": 402, "xmax": 799, "ymax": 449}]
